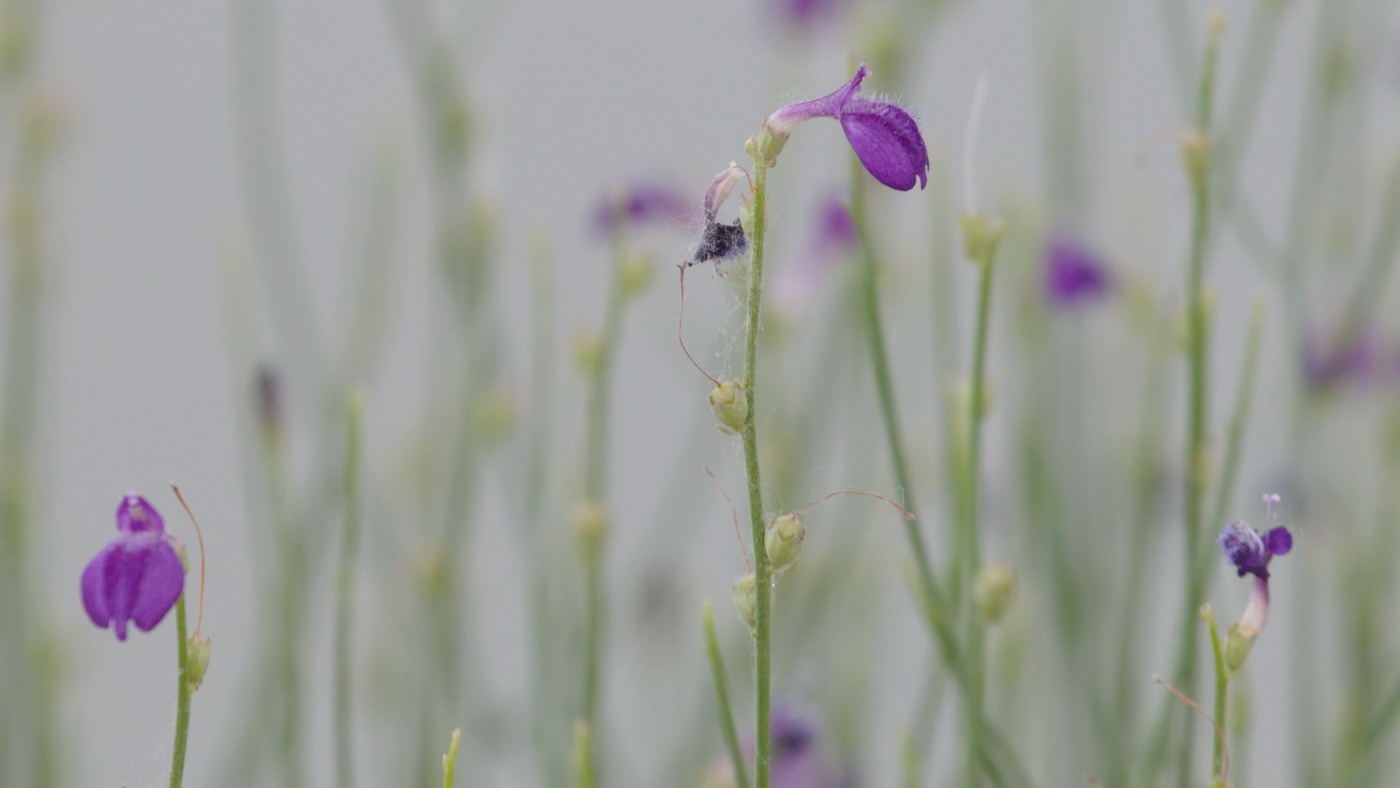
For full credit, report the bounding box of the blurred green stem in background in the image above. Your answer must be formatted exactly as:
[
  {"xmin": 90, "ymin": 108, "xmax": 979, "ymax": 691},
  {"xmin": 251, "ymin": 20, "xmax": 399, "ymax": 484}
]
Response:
[
  {"xmin": 703, "ymin": 602, "xmax": 750, "ymax": 788},
  {"xmin": 332, "ymin": 392, "xmax": 365, "ymax": 788},
  {"xmin": 1203, "ymin": 606, "xmax": 1228, "ymax": 781},
  {"xmin": 442, "ymin": 728, "xmax": 461, "ymax": 788},
  {"xmin": 742, "ymin": 151, "xmax": 773, "ymax": 788}
]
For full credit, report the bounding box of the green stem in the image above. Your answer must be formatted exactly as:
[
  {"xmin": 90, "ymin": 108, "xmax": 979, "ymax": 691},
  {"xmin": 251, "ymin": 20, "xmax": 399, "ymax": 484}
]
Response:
[
  {"xmin": 703, "ymin": 603, "xmax": 750, "ymax": 788},
  {"xmin": 742, "ymin": 155, "xmax": 772, "ymax": 788},
  {"xmin": 170, "ymin": 593, "xmax": 192, "ymax": 788},
  {"xmin": 579, "ymin": 230, "xmax": 630, "ymax": 764},
  {"xmin": 962, "ymin": 233, "xmax": 998, "ymax": 788},
  {"xmin": 332, "ymin": 393, "xmax": 364, "ymax": 788},
  {"xmin": 573, "ymin": 722, "xmax": 595, "ymax": 788},
  {"xmin": 442, "ymin": 728, "xmax": 461, "ymax": 788},
  {"xmin": 1205, "ymin": 609, "xmax": 1228, "ymax": 780}
]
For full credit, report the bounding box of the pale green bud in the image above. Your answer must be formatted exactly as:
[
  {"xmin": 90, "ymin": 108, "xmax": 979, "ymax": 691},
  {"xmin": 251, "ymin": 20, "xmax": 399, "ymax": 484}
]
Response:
[
  {"xmin": 708, "ymin": 379, "xmax": 748, "ymax": 434},
  {"xmin": 186, "ymin": 636, "xmax": 212, "ymax": 692},
  {"xmin": 731, "ymin": 573, "xmax": 757, "ymax": 637},
  {"xmin": 572, "ymin": 331, "xmax": 603, "ymax": 380},
  {"xmin": 973, "ymin": 564, "xmax": 1016, "ymax": 622},
  {"xmin": 572, "ymin": 500, "xmax": 610, "ymax": 566},
  {"xmin": 618, "ymin": 250, "xmax": 655, "ymax": 299},
  {"xmin": 959, "ymin": 212, "xmax": 1008, "ymax": 263},
  {"xmin": 1181, "ymin": 129, "xmax": 1211, "ymax": 192},
  {"xmin": 1225, "ymin": 626, "xmax": 1256, "ymax": 672},
  {"xmin": 765, "ymin": 514, "xmax": 806, "ymax": 575}
]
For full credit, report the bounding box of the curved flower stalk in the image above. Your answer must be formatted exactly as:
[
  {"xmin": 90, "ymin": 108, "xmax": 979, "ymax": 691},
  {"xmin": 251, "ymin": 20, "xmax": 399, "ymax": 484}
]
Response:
[
  {"xmin": 81, "ymin": 494, "xmax": 184, "ymax": 641},
  {"xmin": 759, "ymin": 62, "xmax": 929, "ymax": 191}
]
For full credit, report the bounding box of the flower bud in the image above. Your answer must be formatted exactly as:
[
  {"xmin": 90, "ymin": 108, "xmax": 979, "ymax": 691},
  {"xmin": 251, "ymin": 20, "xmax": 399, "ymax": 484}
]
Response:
[
  {"xmin": 572, "ymin": 500, "xmax": 610, "ymax": 566},
  {"xmin": 618, "ymin": 250, "xmax": 655, "ymax": 299},
  {"xmin": 186, "ymin": 636, "xmax": 213, "ymax": 692},
  {"xmin": 752, "ymin": 127, "xmax": 787, "ymax": 167},
  {"xmin": 959, "ymin": 212, "xmax": 1008, "ymax": 263},
  {"xmin": 708, "ymin": 379, "xmax": 748, "ymax": 434},
  {"xmin": 1225, "ymin": 627, "xmax": 1256, "ymax": 672},
  {"xmin": 973, "ymin": 563, "xmax": 1016, "ymax": 622},
  {"xmin": 732, "ymin": 572, "xmax": 758, "ymax": 636},
  {"xmin": 573, "ymin": 331, "xmax": 603, "ymax": 380},
  {"xmin": 1181, "ymin": 129, "xmax": 1211, "ymax": 192},
  {"xmin": 765, "ymin": 514, "xmax": 806, "ymax": 575}
]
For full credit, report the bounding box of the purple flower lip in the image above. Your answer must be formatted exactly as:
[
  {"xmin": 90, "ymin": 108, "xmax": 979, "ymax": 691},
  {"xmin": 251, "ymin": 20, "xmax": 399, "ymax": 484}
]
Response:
[
  {"xmin": 1217, "ymin": 521, "xmax": 1292, "ymax": 580},
  {"xmin": 81, "ymin": 493, "xmax": 185, "ymax": 641},
  {"xmin": 1044, "ymin": 231, "xmax": 1111, "ymax": 305},
  {"xmin": 765, "ymin": 62, "xmax": 930, "ymax": 191}
]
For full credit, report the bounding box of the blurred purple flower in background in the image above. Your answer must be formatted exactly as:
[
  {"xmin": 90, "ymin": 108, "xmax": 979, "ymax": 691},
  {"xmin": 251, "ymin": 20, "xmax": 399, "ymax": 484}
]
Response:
[
  {"xmin": 81, "ymin": 493, "xmax": 185, "ymax": 641},
  {"xmin": 591, "ymin": 182, "xmax": 694, "ymax": 236},
  {"xmin": 1043, "ymin": 230, "xmax": 1111, "ymax": 306},
  {"xmin": 773, "ymin": 192, "xmax": 858, "ymax": 312},
  {"xmin": 765, "ymin": 63, "xmax": 929, "ymax": 191},
  {"xmin": 765, "ymin": 0, "xmax": 847, "ymax": 37},
  {"xmin": 1301, "ymin": 325, "xmax": 1377, "ymax": 392}
]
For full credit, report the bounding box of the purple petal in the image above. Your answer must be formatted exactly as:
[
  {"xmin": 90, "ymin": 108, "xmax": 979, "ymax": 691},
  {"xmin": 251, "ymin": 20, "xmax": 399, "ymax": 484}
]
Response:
[
  {"xmin": 81, "ymin": 543, "xmax": 118, "ymax": 629},
  {"xmin": 83, "ymin": 532, "xmax": 184, "ymax": 641},
  {"xmin": 1265, "ymin": 526, "xmax": 1293, "ymax": 557},
  {"xmin": 116, "ymin": 493, "xmax": 164, "ymax": 535},
  {"xmin": 1218, "ymin": 522, "xmax": 1269, "ymax": 578},
  {"xmin": 766, "ymin": 63, "xmax": 869, "ymax": 137},
  {"xmin": 840, "ymin": 98, "xmax": 929, "ymax": 190}
]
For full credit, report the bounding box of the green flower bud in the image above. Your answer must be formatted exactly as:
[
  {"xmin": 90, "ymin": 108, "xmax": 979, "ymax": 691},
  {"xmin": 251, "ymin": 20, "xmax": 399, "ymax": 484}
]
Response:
[
  {"xmin": 752, "ymin": 126, "xmax": 787, "ymax": 168},
  {"xmin": 708, "ymin": 379, "xmax": 748, "ymax": 434},
  {"xmin": 973, "ymin": 564, "xmax": 1016, "ymax": 622},
  {"xmin": 765, "ymin": 514, "xmax": 806, "ymax": 575},
  {"xmin": 1180, "ymin": 129, "xmax": 1211, "ymax": 192},
  {"xmin": 619, "ymin": 250, "xmax": 655, "ymax": 299},
  {"xmin": 573, "ymin": 331, "xmax": 603, "ymax": 380},
  {"xmin": 572, "ymin": 500, "xmax": 610, "ymax": 566},
  {"xmin": 959, "ymin": 212, "xmax": 1008, "ymax": 263},
  {"xmin": 186, "ymin": 636, "xmax": 213, "ymax": 692},
  {"xmin": 731, "ymin": 572, "xmax": 758, "ymax": 637},
  {"xmin": 472, "ymin": 385, "xmax": 518, "ymax": 444},
  {"xmin": 1225, "ymin": 626, "xmax": 1256, "ymax": 672}
]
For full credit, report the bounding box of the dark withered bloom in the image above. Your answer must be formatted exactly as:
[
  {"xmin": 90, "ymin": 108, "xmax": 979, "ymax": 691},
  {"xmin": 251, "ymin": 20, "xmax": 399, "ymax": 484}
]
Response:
[
  {"xmin": 81, "ymin": 493, "xmax": 185, "ymax": 641},
  {"xmin": 1043, "ymin": 231, "xmax": 1111, "ymax": 305}
]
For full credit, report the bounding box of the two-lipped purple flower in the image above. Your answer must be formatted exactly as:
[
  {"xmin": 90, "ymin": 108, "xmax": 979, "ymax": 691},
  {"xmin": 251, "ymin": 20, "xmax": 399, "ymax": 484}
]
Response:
[
  {"xmin": 1217, "ymin": 520, "xmax": 1292, "ymax": 580},
  {"xmin": 764, "ymin": 62, "xmax": 929, "ymax": 191},
  {"xmin": 81, "ymin": 493, "xmax": 184, "ymax": 641}
]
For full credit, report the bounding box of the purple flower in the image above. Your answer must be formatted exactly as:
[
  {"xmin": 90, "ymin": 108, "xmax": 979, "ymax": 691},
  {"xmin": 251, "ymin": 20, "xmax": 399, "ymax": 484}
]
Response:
[
  {"xmin": 764, "ymin": 63, "xmax": 929, "ymax": 191},
  {"xmin": 1301, "ymin": 325, "xmax": 1377, "ymax": 392},
  {"xmin": 591, "ymin": 182, "xmax": 694, "ymax": 236},
  {"xmin": 765, "ymin": 0, "xmax": 846, "ymax": 37},
  {"xmin": 1218, "ymin": 494, "xmax": 1293, "ymax": 580},
  {"xmin": 773, "ymin": 192, "xmax": 858, "ymax": 312},
  {"xmin": 1044, "ymin": 231, "xmax": 1111, "ymax": 305},
  {"xmin": 81, "ymin": 493, "xmax": 185, "ymax": 641},
  {"xmin": 723, "ymin": 705, "xmax": 854, "ymax": 788}
]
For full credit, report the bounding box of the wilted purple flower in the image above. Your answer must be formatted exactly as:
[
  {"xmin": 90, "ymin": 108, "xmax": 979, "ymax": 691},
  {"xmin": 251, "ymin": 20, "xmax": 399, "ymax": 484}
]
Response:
[
  {"xmin": 1301, "ymin": 325, "xmax": 1377, "ymax": 392},
  {"xmin": 591, "ymin": 182, "xmax": 694, "ymax": 236},
  {"xmin": 1217, "ymin": 520, "xmax": 1292, "ymax": 580},
  {"xmin": 764, "ymin": 63, "xmax": 929, "ymax": 191},
  {"xmin": 693, "ymin": 162, "xmax": 752, "ymax": 265},
  {"xmin": 773, "ymin": 193, "xmax": 858, "ymax": 312},
  {"xmin": 1044, "ymin": 231, "xmax": 1111, "ymax": 305},
  {"xmin": 81, "ymin": 493, "xmax": 185, "ymax": 641}
]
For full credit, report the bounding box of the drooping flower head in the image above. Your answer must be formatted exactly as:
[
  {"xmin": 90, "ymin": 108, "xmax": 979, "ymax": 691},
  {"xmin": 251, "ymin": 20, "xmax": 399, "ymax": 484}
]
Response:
[
  {"xmin": 762, "ymin": 62, "xmax": 929, "ymax": 191},
  {"xmin": 591, "ymin": 182, "xmax": 694, "ymax": 236},
  {"xmin": 1044, "ymin": 230, "xmax": 1111, "ymax": 306},
  {"xmin": 1217, "ymin": 494, "xmax": 1294, "ymax": 669},
  {"xmin": 81, "ymin": 493, "xmax": 185, "ymax": 641}
]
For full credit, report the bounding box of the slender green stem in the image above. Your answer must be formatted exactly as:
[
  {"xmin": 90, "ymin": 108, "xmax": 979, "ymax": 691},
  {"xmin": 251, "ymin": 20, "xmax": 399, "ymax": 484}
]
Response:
[
  {"xmin": 572, "ymin": 722, "xmax": 595, "ymax": 788},
  {"xmin": 1203, "ymin": 300, "xmax": 1267, "ymax": 572},
  {"xmin": 1202, "ymin": 609, "xmax": 1227, "ymax": 780},
  {"xmin": 962, "ymin": 233, "xmax": 998, "ymax": 788},
  {"xmin": 170, "ymin": 593, "xmax": 192, "ymax": 788},
  {"xmin": 742, "ymin": 156, "xmax": 772, "ymax": 788},
  {"xmin": 333, "ymin": 393, "xmax": 364, "ymax": 788},
  {"xmin": 702, "ymin": 603, "xmax": 750, "ymax": 788},
  {"xmin": 578, "ymin": 230, "xmax": 630, "ymax": 765},
  {"xmin": 442, "ymin": 728, "xmax": 461, "ymax": 788}
]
